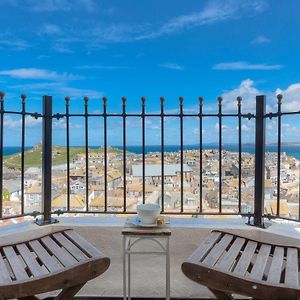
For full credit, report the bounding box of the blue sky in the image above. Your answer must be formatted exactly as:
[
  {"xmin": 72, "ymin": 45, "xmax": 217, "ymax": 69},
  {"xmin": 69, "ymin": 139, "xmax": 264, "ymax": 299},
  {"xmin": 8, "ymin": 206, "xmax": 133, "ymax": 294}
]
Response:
[{"xmin": 1, "ymin": 0, "xmax": 300, "ymax": 146}]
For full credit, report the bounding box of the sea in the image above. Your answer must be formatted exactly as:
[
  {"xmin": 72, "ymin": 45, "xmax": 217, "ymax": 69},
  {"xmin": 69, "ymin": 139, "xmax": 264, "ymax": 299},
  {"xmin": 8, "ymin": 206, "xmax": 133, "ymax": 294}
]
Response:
[{"xmin": 2, "ymin": 144, "xmax": 300, "ymax": 160}]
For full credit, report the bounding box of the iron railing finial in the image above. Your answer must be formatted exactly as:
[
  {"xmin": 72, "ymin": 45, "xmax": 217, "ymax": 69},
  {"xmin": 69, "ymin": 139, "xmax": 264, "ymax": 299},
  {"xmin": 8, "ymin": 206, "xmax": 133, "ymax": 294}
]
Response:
[
  {"xmin": 0, "ymin": 91, "xmax": 4, "ymax": 101},
  {"xmin": 21, "ymin": 94, "xmax": 26, "ymax": 104},
  {"xmin": 160, "ymin": 96, "xmax": 165, "ymax": 107},
  {"xmin": 199, "ymin": 96, "xmax": 204, "ymax": 106},
  {"xmin": 141, "ymin": 96, "xmax": 146, "ymax": 106},
  {"xmin": 218, "ymin": 96, "xmax": 223, "ymax": 106},
  {"xmin": 237, "ymin": 96, "xmax": 242, "ymax": 107},
  {"xmin": 65, "ymin": 96, "xmax": 70, "ymax": 105},
  {"xmin": 277, "ymin": 94, "xmax": 283, "ymax": 104}
]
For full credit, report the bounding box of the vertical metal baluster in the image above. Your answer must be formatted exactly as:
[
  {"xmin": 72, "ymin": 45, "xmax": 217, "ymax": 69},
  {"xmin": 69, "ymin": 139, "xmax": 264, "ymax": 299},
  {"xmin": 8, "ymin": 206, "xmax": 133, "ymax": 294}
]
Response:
[
  {"xmin": 0, "ymin": 92, "xmax": 4, "ymax": 218},
  {"xmin": 298, "ymin": 161, "xmax": 300, "ymax": 223},
  {"xmin": 218, "ymin": 96, "xmax": 223, "ymax": 213},
  {"xmin": 65, "ymin": 96, "xmax": 70, "ymax": 211},
  {"xmin": 237, "ymin": 96, "xmax": 242, "ymax": 213},
  {"xmin": 254, "ymin": 95, "xmax": 266, "ymax": 227},
  {"xmin": 40, "ymin": 95, "xmax": 53, "ymax": 224},
  {"xmin": 179, "ymin": 97, "xmax": 184, "ymax": 213},
  {"xmin": 276, "ymin": 94, "xmax": 282, "ymax": 216},
  {"xmin": 142, "ymin": 97, "xmax": 146, "ymax": 204},
  {"xmin": 21, "ymin": 94, "xmax": 26, "ymax": 215},
  {"xmin": 199, "ymin": 97, "xmax": 203, "ymax": 213},
  {"xmin": 103, "ymin": 97, "xmax": 108, "ymax": 212},
  {"xmin": 160, "ymin": 97, "xmax": 165, "ymax": 212},
  {"xmin": 122, "ymin": 96, "xmax": 127, "ymax": 211},
  {"xmin": 84, "ymin": 96, "xmax": 89, "ymax": 212}
]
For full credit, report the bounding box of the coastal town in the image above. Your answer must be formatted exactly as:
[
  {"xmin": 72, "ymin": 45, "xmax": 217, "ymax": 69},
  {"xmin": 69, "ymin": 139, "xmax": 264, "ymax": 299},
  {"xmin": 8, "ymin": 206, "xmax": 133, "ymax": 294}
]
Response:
[{"xmin": 1, "ymin": 144, "xmax": 300, "ymax": 221}]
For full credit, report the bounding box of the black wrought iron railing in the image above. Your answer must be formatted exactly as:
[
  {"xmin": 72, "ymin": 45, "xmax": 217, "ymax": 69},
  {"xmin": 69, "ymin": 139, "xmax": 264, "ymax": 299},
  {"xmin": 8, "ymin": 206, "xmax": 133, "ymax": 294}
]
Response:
[{"xmin": 0, "ymin": 90, "xmax": 299, "ymax": 226}]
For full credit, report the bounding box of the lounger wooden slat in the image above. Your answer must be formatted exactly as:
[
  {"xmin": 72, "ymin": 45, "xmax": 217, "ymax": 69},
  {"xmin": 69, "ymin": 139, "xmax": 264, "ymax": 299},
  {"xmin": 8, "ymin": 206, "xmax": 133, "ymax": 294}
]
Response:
[
  {"xmin": 250, "ymin": 244, "xmax": 271, "ymax": 280},
  {"xmin": 64, "ymin": 229, "xmax": 105, "ymax": 258},
  {"xmin": 16, "ymin": 243, "xmax": 48, "ymax": 277},
  {"xmin": 0, "ymin": 229, "xmax": 110, "ymax": 300},
  {"xmin": 202, "ymin": 234, "xmax": 234, "ymax": 266},
  {"xmin": 285, "ymin": 248, "xmax": 299, "ymax": 287},
  {"xmin": 41, "ymin": 236, "xmax": 77, "ymax": 267},
  {"xmin": 267, "ymin": 246, "xmax": 284, "ymax": 284},
  {"xmin": 2, "ymin": 246, "xmax": 28, "ymax": 281},
  {"xmin": 182, "ymin": 230, "xmax": 300, "ymax": 300},
  {"xmin": 29, "ymin": 240, "xmax": 62, "ymax": 273},
  {"xmin": 52, "ymin": 232, "xmax": 88, "ymax": 261},
  {"xmin": 0, "ymin": 256, "xmax": 11, "ymax": 284},
  {"xmin": 188, "ymin": 231, "xmax": 222, "ymax": 262},
  {"xmin": 215, "ymin": 237, "xmax": 245, "ymax": 271},
  {"xmin": 233, "ymin": 240, "xmax": 257, "ymax": 276}
]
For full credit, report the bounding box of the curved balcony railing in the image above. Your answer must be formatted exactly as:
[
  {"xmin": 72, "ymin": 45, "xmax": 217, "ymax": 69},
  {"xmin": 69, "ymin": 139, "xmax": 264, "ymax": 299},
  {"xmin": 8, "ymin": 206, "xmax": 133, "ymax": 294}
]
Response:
[{"xmin": 0, "ymin": 91, "xmax": 299, "ymax": 226}]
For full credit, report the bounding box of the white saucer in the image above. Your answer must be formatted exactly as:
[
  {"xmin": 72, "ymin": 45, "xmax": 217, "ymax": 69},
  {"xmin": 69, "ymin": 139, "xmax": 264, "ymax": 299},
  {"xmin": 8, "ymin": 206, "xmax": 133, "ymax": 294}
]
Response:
[
  {"xmin": 127, "ymin": 217, "xmax": 158, "ymax": 227},
  {"xmin": 138, "ymin": 221, "xmax": 158, "ymax": 227}
]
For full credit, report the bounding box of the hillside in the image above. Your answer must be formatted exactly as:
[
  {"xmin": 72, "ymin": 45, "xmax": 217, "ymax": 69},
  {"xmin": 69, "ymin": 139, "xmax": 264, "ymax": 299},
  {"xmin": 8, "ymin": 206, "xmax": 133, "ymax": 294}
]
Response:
[{"xmin": 3, "ymin": 144, "xmax": 122, "ymax": 169}]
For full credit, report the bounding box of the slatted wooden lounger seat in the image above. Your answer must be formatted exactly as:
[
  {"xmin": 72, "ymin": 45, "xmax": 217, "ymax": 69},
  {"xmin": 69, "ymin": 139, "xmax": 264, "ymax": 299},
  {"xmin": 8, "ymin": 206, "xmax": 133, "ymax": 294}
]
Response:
[
  {"xmin": 182, "ymin": 230, "xmax": 300, "ymax": 300},
  {"xmin": 0, "ymin": 229, "xmax": 110, "ymax": 300}
]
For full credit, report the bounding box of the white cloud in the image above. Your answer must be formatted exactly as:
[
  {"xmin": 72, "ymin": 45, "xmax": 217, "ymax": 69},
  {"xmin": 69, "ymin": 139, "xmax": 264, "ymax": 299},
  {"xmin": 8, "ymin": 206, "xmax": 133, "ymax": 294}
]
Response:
[
  {"xmin": 52, "ymin": 44, "xmax": 74, "ymax": 53},
  {"xmin": 266, "ymin": 120, "xmax": 276, "ymax": 130},
  {"xmin": 9, "ymin": 82, "xmax": 103, "ymax": 99},
  {"xmin": 57, "ymin": 86, "xmax": 102, "ymax": 99},
  {"xmin": 218, "ymin": 79, "xmax": 300, "ymax": 115},
  {"xmin": 53, "ymin": 119, "xmax": 66, "ymax": 129},
  {"xmin": 214, "ymin": 123, "xmax": 231, "ymax": 131},
  {"xmin": 37, "ymin": 54, "xmax": 51, "ymax": 60},
  {"xmin": 276, "ymin": 83, "xmax": 300, "ymax": 112},
  {"xmin": 26, "ymin": 0, "xmax": 97, "ymax": 12},
  {"xmin": 251, "ymin": 35, "xmax": 271, "ymax": 45},
  {"xmin": 53, "ymin": 119, "xmax": 82, "ymax": 130},
  {"xmin": 40, "ymin": 24, "xmax": 61, "ymax": 35},
  {"xmin": 26, "ymin": 116, "xmax": 43, "ymax": 128},
  {"xmin": 0, "ymin": 68, "xmax": 81, "ymax": 80},
  {"xmin": 75, "ymin": 65, "xmax": 130, "ymax": 70},
  {"xmin": 0, "ymin": 32, "xmax": 30, "ymax": 50},
  {"xmin": 137, "ymin": 0, "xmax": 267, "ymax": 40},
  {"xmin": 159, "ymin": 63, "xmax": 185, "ymax": 71},
  {"xmin": 217, "ymin": 79, "xmax": 261, "ymax": 113},
  {"xmin": 240, "ymin": 124, "xmax": 252, "ymax": 132},
  {"xmin": 35, "ymin": 0, "xmax": 267, "ymax": 48},
  {"xmin": 0, "ymin": 39, "xmax": 30, "ymax": 50},
  {"xmin": 4, "ymin": 116, "xmax": 21, "ymax": 128},
  {"xmin": 4, "ymin": 116, "xmax": 41, "ymax": 129},
  {"xmin": 90, "ymin": 24, "xmax": 148, "ymax": 44},
  {"xmin": 28, "ymin": 0, "xmax": 71, "ymax": 11},
  {"xmin": 213, "ymin": 61, "xmax": 283, "ymax": 70}
]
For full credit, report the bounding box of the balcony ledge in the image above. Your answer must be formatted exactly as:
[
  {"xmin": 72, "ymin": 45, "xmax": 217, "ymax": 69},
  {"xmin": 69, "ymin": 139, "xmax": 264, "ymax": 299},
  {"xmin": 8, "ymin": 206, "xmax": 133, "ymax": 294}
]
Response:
[{"xmin": 0, "ymin": 216, "xmax": 300, "ymax": 299}]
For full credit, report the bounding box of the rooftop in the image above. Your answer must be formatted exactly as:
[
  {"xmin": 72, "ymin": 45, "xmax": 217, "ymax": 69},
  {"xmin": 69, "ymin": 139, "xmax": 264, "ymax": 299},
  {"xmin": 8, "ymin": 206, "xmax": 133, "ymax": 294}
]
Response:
[{"xmin": 132, "ymin": 164, "xmax": 193, "ymax": 177}]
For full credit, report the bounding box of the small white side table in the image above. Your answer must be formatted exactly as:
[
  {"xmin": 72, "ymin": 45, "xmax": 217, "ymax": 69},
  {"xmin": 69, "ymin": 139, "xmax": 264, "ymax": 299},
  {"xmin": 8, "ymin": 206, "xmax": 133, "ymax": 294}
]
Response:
[{"xmin": 122, "ymin": 223, "xmax": 171, "ymax": 300}]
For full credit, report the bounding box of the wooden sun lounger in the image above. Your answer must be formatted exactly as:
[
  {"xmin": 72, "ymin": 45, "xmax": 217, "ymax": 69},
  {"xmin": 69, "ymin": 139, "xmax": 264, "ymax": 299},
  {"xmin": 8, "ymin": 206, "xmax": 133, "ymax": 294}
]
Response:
[
  {"xmin": 0, "ymin": 229, "xmax": 110, "ymax": 299},
  {"xmin": 182, "ymin": 230, "xmax": 300, "ymax": 300}
]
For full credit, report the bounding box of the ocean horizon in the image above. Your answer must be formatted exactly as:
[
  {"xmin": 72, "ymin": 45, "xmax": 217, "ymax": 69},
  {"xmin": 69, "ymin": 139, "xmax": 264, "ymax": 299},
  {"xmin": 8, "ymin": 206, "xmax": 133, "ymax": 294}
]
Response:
[{"xmin": 2, "ymin": 144, "xmax": 300, "ymax": 160}]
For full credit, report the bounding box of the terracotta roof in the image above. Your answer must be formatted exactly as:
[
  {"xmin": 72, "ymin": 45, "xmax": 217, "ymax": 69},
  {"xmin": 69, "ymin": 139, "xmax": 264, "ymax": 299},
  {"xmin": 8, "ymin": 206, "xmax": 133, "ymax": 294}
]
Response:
[
  {"xmin": 90, "ymin": 196, "xmax": 123, "ymax": 208},
  {"xmin": 25, "ymin": 185, "xmax": 41, "ymax": 194},
  {"xmin": 266, "ymin": 200, "xmax": 289, "ymax": 216},
  {"xmin": 52, "ymin": 194, "xmax": 85, "ymax": 209}
]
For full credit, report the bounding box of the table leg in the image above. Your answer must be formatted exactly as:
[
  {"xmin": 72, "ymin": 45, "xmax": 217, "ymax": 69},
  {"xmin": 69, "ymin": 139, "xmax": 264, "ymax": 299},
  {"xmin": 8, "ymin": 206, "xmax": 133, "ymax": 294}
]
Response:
[
  {"xmin": 128, "ymin": 253, "xmax": 131, "ymax": 300},
  {"xmin": 166, "ymin": 237, "xmax": 170, "ymax": 300},
  {"xmin": 123, "ymin": 235, "xmax": 127, "ymax": 300}
]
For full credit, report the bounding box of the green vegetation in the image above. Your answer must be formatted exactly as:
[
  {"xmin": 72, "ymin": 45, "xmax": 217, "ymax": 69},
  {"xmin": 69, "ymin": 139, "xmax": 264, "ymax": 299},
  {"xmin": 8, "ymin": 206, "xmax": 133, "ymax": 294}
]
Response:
[
  {"xmin": 2, "ymin": 188, "xmax": 10, "ymax": 202},
  {"xmin": 3, "ymin": 144, "xmax": 122, "ymax": 169}
]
